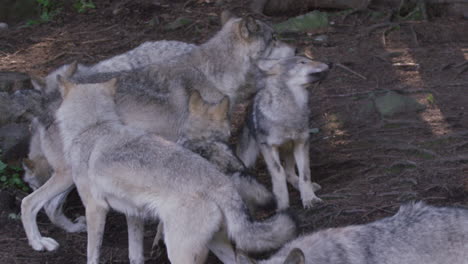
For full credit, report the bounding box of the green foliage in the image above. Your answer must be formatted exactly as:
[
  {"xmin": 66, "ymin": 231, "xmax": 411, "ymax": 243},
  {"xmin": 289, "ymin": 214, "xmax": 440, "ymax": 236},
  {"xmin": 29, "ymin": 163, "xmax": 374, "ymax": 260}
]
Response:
[
  {"xmin": 426, "ymin": 93, "xmax": 435, "ymax": 105},
  {"xmin": 74, "ymin": 0, "xmax": 96, "ymax": 13},
  {"xmin": 24, "ymin": 0, "xmax": 62, "ymax": 26},
  {"xmin": 0, "ymin": 157, "xmax": 29, "ymax": 192}
]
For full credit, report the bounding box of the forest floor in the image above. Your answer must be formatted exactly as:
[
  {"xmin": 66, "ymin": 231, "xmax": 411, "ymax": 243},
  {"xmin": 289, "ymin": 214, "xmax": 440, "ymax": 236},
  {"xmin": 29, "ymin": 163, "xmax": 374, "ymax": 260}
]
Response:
[{"xmin": 0, "ymin": 0, "xmax": 467, "ymax": 263}]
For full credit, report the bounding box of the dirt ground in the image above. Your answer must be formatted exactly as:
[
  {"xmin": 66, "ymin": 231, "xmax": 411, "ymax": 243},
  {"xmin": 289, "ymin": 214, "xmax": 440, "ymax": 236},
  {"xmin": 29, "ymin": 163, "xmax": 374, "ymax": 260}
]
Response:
[{"xmin": 0, "ymin": 0, "xmax": 467, "ymax": 263}]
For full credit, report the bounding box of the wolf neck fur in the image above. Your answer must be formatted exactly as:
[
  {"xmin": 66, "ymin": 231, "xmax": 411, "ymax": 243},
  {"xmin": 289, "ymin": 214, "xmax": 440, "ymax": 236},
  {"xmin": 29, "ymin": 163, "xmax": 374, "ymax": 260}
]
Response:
[
  {"xmin": 197, "ymin": 37, "xmax": 251, "ymax": 103},
  {"xmin": 57, "ymin": 97, "xmax": 121, "ymax": 152}
]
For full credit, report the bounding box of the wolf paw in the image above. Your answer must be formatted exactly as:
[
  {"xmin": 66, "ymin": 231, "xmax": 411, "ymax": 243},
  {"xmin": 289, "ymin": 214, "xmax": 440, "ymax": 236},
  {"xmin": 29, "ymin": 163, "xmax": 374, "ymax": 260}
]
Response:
[
  {"xmin": 302, "ymin": 197, "xmax": 323, "ymax": 209},
  {"xmin": 30, "ymin": 237, "xmax": 59, "ymax": 251},
  {"xmin": 66, "ymin": 216, "xmax": 87, "ymax": 233}
]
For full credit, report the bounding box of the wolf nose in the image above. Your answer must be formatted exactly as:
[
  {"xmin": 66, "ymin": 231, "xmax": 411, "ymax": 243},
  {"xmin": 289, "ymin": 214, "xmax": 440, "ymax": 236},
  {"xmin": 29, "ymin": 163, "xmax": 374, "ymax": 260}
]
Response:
[
  {"xmin": 294, "ymin": 47, "xmax": 299, "ymax": 55},
  {"xmin": 326, "ymin": 62, "xmax": 333, "ymax": 69}
]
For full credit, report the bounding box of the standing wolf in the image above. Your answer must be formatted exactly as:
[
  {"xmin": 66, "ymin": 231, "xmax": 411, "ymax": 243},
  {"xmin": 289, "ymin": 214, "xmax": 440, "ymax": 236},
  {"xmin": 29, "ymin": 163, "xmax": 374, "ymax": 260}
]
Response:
[
  {"xmin": 55, "ymin": 77, "xmax": 296, "ymax": 264},
  {"xmin": 237, "ymin": 202, "xmax": 468, "ymax": 264},
  {"xmin": 237, "ymin": 56, "xmax": 329, "ymax": 210},
  {"xmin": 21, "ymin": 14, "xmax": 295, "ymax": 256}
]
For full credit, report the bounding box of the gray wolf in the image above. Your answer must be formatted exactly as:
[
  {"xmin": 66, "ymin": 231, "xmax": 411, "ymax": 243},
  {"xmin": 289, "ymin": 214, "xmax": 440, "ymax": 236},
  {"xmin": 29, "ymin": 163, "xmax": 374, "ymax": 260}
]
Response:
[
  {"xmin": 55, "ymin": 77, "xmax": 296, "ymax": 264},
  {"xmin": 24, "ymin": 40, "xmax": 196, "ymax": 235},
  {"xmin": 152, "ymin": 91, "xmax": 277, "ymax": 250},
  {"xmin": 30, "ymin": 40, "xmax": 196, "ymax": 94},
  {"xmin": 22, "ymin": 14, "xmax": 294, "ymax": 256},
  {"xmin": 22, "ymin": 118, "xmax": 86, "ymax": 233},
  {"xmin": 236, "ymin": 56, "xmax": 330, "ymax": 210},
  {"xmin": 237, "ymin": 202, "xmax": 468, "ymax": 264}
]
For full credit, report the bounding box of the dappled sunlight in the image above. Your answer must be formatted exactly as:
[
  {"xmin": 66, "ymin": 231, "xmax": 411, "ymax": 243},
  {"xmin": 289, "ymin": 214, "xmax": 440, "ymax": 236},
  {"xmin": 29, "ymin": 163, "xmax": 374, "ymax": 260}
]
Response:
[{"xmin": 383, "ymin": 46, "xmax": 453, "ymax": 136}]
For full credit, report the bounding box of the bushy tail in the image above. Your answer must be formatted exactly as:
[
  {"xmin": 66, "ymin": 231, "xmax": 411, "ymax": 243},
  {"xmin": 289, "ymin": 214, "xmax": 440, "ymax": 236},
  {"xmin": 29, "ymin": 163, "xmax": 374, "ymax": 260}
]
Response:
[
  {"xmin": 215, "ymin": 189, "xmax": 296, "ymax": 253},
  {"xmin": 231, "ymin": 172, "xmax": 276, "ymax": 212},
  {"xmin": 236, "ymin": 125, "xmax": 259, "ymax": 168}
]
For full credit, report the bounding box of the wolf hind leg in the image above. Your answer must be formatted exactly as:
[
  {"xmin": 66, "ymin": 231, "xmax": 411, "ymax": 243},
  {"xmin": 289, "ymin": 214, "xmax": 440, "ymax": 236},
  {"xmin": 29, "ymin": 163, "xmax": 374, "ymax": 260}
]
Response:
[
  {"xmin": 260, "ymin": 144, "xmax": 290, "ymax": 210},
  {"xmin": 294, "ymin": 139, "xmax": 322, "ymax": 209},
  {"xmin": 43, "ymin": 190, "xmax": 86, "ymax": 233},
  {"xmin": 126, "ymin": 215, "xmax": 144, "ymax": 264},
  {"xmin": 163, "ymin": 200, "xmax": 222, "ymax": 264},
  {"xmin": 208, "ymin": 230, "xmax": 237, "ymax": 264},
  {"xmin": 21, "ymin": 170, "xmax": 74, "ymax": 251}
]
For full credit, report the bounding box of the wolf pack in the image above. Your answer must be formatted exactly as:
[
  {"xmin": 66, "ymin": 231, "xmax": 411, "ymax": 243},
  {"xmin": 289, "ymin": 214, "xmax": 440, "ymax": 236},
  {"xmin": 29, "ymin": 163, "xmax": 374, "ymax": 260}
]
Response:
[{"xmin": 18, "ymin": 11, "xmax": 468, "ymax": 264}]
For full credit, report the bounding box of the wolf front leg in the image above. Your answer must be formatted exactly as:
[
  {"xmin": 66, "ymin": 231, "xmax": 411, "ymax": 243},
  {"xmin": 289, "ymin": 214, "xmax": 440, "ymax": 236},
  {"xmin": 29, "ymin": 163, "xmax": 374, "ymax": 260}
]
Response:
[
  {"xmin": 21, "ymin": 169, "xmax": 74, "ymax": 251},
  {"xmin": 260, "ymin": 144, "xmax": 290, "ymax": 210},
  {"xmin": 294, "ymin": 138, "xmax": 322, "ymax": 209}
]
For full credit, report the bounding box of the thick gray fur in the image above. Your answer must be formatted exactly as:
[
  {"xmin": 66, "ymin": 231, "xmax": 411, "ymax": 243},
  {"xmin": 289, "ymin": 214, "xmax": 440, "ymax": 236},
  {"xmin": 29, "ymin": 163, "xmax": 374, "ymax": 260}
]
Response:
[
  {"xmin": 23, "ymin": 40, "xmax": 195, "ymax": 237},
  {"xmin": 55, "ymin": 79, "xmax": 296, "ymax": 264},
  {"xmin": 236, "ymin": 56, "xmax": 329, "ymax": 210},
  {"xmin": 238, "ymin": 202, "xmax": 468, "ymax": 264}
]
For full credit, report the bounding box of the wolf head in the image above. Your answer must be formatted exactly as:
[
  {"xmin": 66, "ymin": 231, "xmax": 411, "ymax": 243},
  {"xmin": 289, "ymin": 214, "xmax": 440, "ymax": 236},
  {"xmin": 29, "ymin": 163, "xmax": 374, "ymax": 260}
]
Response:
[
  {"xmin": 181, "ymin": 90, "xmax": 231, "ymax": 143},
  {"xmin": 268, "ymin": 56, "xmax": 330, "ymax": 88},
  {"xmin": 22, "ymin": 157, "xmax": 52, "ymax": 190},
  {"xmin": 216, "ymin": 11, "xmax": 295, "ymax": 66},
  {"xmin": 30, "ymin": 61, "xmax": 81, "ymax": 95},
  {"xmin": 236, "ymin": 248, "xmax": 305, "ymax": 264}
]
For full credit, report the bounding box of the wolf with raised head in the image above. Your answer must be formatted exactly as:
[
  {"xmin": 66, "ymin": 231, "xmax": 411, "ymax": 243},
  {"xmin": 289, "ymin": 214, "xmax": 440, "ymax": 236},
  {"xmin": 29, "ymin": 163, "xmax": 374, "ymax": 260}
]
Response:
[
  {"xmin": 237, "ymin": 202, "xmax": 468, "ymax": 264},
  {"xmin": 55, "ymin": 77, "xmax": 296, "ymax": 264},
  {"xmin": 21, "ymin": 13, "xmax": 295, "ymax": 258},
  {"xmin": 236, "ymin": 56, "xmax": 330, "ymax": 210}
]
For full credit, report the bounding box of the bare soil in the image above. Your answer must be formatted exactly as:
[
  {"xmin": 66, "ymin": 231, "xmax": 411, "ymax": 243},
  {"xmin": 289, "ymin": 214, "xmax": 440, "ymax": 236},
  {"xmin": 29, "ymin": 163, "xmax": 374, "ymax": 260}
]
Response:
[{"xmin": 0, "ymin": 0, "xmax": 467, "ymax": 263}]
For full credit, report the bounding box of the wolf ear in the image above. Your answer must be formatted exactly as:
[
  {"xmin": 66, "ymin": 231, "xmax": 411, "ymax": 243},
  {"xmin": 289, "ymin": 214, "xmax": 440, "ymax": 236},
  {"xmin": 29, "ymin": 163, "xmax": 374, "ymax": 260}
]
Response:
[
  {"xmin": 102, "ymin": 78, "xmax": 118, "ymax": 96},
  {"xmin": 236, "ymin": 251, "xmax": 256, "ymax": 264},
  {"xmin": 239, "ymin": 16, "xmax": 260, "ymax": 40},
  {"xmin": 283, "ymin": 248, "xmax": 305, "ymax": 264},
  {"xmin": 56, "ymin": 75, "xmax": 75, "ymax": 98},
  {"xmin": 63, "ymin": 61, "xmax": 78, "ymax": 79},
  {"xmin": 211, "ymin": 96, "xmax": 230, "ymax": 121},
  {"xmin": 188, "ymin": 90, "xmax": 206, "ymax": 115},
  {"xmin": 220, "ymin": 10, "xmax": 237, "ymax": 25},
  {"xmin": 30, "ymin": 76, "xmax": 46, "ymax": 92},
  {"xmin": 22, "ymin": 158, "xmax": 35, "ymax": 171}
]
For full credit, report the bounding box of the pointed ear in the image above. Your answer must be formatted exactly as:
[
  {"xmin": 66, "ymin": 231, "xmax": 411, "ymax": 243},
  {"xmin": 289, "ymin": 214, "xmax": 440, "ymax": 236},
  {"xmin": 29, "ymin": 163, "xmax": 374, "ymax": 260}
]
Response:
[
  {"xmin": 56, "ymin": 75, "xmax": 74, "ymax": 98},
  {"xmin": 63, "ymin": 61, "xmax": 78, "ymax": 79},
  {"xmin": 211, "ymin": 96, "xmax": 230, "ymax": 121},
  {"xmin": 102, "ymin": 78, "xmax": 117, "ymax": 96},
  {"xmin": 283, "ymin": 248, "xmax": 305, "ymax": 264},
  {"xmin": 30, "ymin": 76, "xmax": 46, "ymax": 92},
  {"xmin": 220, "ymin": 10, "xmax": 237, "ymax": 25},
  {"xmin": 188, "ymin": 90, "xmax": 205, "ymax": 115},
  {"xmin": 22, "ymin": 158, "xmax": 35, "ymax": 171},
  {"xmin": 238, "ymin": 16, "xmax": 260, "ymax": 40},
  {"xmin": 236, "ymin": 251, "xmax": 256, "ymax": 264}
]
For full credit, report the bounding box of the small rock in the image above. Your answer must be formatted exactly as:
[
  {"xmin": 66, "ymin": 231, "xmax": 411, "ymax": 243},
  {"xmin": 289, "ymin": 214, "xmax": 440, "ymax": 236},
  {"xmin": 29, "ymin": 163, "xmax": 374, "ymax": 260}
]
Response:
[
  {"xmin": 374, "ymin": 91, "xmax": 425, "ymax": 117},
  {"xmin": 0, "ymin": 123, "xmax": 30, "ymax": 162},
  {"xmin": 0, "ymin": 22, "xmax": 8, "ymax": 30}
]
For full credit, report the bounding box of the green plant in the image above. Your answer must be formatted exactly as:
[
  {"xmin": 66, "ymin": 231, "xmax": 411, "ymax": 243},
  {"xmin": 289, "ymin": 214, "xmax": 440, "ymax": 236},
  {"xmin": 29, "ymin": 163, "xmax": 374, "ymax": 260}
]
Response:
[
  {"xmin": 24, "ymin": 0, "xmax": 62, "ymax": 26},
  {"xmin": 0, "ymin": 159, "xmax": 29, "ymax": 192},
  {"xmin": 74, "ymin": 0, "xmax": 96, "ymax": 13}
]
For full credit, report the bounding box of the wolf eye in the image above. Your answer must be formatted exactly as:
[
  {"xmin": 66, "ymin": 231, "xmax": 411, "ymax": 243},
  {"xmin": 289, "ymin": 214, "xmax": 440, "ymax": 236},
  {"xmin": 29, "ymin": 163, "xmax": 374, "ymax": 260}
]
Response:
[{"xmin": 300, "ymin": 61, "xmax": 306, "ymax": 64}]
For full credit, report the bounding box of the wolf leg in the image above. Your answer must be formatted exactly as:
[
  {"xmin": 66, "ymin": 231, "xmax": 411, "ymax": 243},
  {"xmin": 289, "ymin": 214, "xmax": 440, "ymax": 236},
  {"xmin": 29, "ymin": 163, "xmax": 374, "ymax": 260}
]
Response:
[
  {"xmin": 126, "ymin": 215, "xmax": 144, "ymax": 264},
  {"xmin": 283, "ymin": 148, "xmax": 299, "ymax": 190},
  {"xmin": 260, "ymin": 144, "xmax": 290, "ymax": 210},
  {"xmin": 84, "ymin": 200, "xmax": 108, "ymax": 264},
  {"xmin": 294, "ymin": 139, "xmax": 322, "ymax": 208},
  {"xmin": 163, "ymin": 200, "xmax": 221, "ymax": 264},
  {"xmin": 21, "ymin": 169, "xmax": 74, "ymax": 251},
  {"xmin": 43, "ymin": 190, "xmax": 86, "ymax": 233},
  {"xmin": 208, "ymin": 230, "xmax": 237, "ymax": 264}
]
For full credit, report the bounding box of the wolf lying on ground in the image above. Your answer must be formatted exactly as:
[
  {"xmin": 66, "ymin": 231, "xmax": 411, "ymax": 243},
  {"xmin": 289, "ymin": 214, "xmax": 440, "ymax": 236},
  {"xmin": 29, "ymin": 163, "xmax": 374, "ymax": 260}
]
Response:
[
  {"xmin": 237, "ymin": 202, "xmax": 468, "ymax": 264},
  {"xmin": 55, "ymin": 77, "xmax": 296, "ymax": 264},
  {"xmin": 21, "ymin": 14, "xmax": 294, "ymax": 258},
  {"xmin": 237, "ymin": 56, "xmax": 330, "ymax": 210}
]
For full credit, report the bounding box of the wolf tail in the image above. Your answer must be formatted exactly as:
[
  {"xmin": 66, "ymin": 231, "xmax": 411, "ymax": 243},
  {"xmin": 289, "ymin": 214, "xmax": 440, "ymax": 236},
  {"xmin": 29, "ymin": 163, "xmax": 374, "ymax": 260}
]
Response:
[
  {"xmin": 236, "ymin": 125, "xmax": 259, "ymax": 168},
  {"xmin": 231, "ymin": 172, "xmax": 276, "ymax": 212},
  {"xmin": 216, "ymin": 189, "xmax": 296, "ymax": 253}
]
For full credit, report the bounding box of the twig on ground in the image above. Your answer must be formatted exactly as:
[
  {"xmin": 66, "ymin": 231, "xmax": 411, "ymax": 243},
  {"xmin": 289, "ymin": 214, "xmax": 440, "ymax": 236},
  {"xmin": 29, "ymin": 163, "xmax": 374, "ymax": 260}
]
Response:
[
  {"xmin": 364, "ymin": 22, "xmax": 399, "ymax": 36},
  {"xmin": 335, "ymin": 63, "xmax": 367, "ymax": 80}
]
